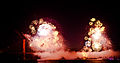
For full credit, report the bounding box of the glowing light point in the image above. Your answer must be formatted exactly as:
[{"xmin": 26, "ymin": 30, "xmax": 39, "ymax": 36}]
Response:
[
  {"xmin": 29, "ymin": 25, "xmax": 34, "ymax": 30},
  {"xmin": 90, "ymin": 18, "xmax": 96, "ymax": 22},
  {"xmin": 39, "ymin": 18, "xmax": 44, "ymax": 24},
  {"xmin": 100, "ymin": 26, "xmax": 105, "ymax": 32},
  {"xmin": 89, "ymin": 28, "xmax": 94, "ymax": 32},
  {"xmin": 88, "ymin": 38, "xmax": 91, "ymax": 41},
  {"xmin": 32, "ymin": 20, "xmax": 38, "ymax": 25},
  {"xmin": 96, "ymin": 20, "xmax": 101, "ymax": 24},
  {"xmin": 88, "ymin": 32, "xmax": 92, "ymax": 36},
  {"xmin": 53, "ymin": 31, "xmax": 59, "ymax": 36},
  {"xmin": 30, "ymin": 43, "xmax": 32, "ymax": 47},
  {"xmin": 31, "ymin": 30, "xmax": 36, "ymax": 34},
  {"xmin": 84, "ymin": 36, "xmax": 88, "ymax": 40},
  {"xmin": 52, "ymin": 25, "xmax": 56, "ymax": 29},
  {"xmin": 31, "ymin": 27, "xmax": 35, "ymax": 31},
  {"xmin": 89, "ymin": 22, "xmax": 93, "ymax": 25},
  {"xmin": 99, "ymin": 23, "xmax": 103, "ymax": 27}
]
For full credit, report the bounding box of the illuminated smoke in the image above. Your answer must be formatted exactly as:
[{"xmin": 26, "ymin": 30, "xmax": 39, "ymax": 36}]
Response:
[
  {"xmin": 24, "ymin": 18, "xmax": 65, "ymax": 52},
  {"xmin": 23, "ymin": 18, "xmax": 119, "ymax": 60},
  {"xmin": 82, "ymin": 18, "xmax": 112, "ymax": 52}
]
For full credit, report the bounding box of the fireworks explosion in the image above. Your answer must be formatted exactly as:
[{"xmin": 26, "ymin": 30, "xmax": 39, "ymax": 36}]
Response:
[
  {"xmin": 24, "ymin": 18, "xmax": 65, "ymax": 52},
  {"xmin": 82, "ymin": 18, "xmax": 112, "ymax": 52},
  {"xmin": 23, "ymin": 18, "xmax": 119, "ymax": 60}
]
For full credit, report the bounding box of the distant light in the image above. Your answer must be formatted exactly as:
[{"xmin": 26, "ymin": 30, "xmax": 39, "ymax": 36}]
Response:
[
  {"xmin": 90, "ymin": 18, "xmax": 96, "ymax": 22},
  {"xmin": 89, "ymin": 22, "xmax": 93, "ymax": 25}
]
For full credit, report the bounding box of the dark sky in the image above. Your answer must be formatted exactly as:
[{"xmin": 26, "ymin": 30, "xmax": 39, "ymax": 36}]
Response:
[{"xmin": 1, "ymin": 1, "xmax": 120, "ymax": 53}]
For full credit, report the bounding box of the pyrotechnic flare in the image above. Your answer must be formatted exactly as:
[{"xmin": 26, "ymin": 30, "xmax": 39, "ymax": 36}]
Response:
[
  {"xmin": 22, "ymin": 18, "xmax": 119, "ymax": 60},
  {"xmin": 24, "ymin": 18, "xmax": 65, "ymax": 52},
  {"xmin": 82, "ymin": 18, "xmax": 112, "ymax": 52}
]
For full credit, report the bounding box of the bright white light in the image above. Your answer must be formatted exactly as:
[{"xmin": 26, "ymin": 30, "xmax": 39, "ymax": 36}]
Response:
[
  {"xmin": 94, "ymin": 43, "xmax": 99, "ymax": 49},
  {"xmin": 92, "ymin": 43, "xmax": 102, "ymax": 52},
  {"xmin": 37, "ymin": 24, "xmax": 52, "ymax": 36},
  {"xmin": 92, "ymin": 28, "xmax": 101, "ymax": 39},
  {"xmin": 92, "ymin": 32, "xmax": 101, "ymax": 39}
]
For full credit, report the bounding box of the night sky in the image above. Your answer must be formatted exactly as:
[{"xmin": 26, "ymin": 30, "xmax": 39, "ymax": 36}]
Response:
[{"xmin": 0, "ymin": 1, "xmax": 120, "ymax": 60}]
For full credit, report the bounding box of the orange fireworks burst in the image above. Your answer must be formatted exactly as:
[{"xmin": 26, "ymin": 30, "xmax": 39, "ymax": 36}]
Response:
[
  {"xmin": 22, "ymin": 17, "xmax": 119, "ymax": 60},
  {"xmin": 24, "ymin": 18, "xmax": 65, "ymax": 52},
  {"xmin": 83, "ymin": 18, "xmax": 112, "ymax": 52},
  {"xmin": 92, "ymin": 42, "xmax": 102, "ymax": 52}
]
